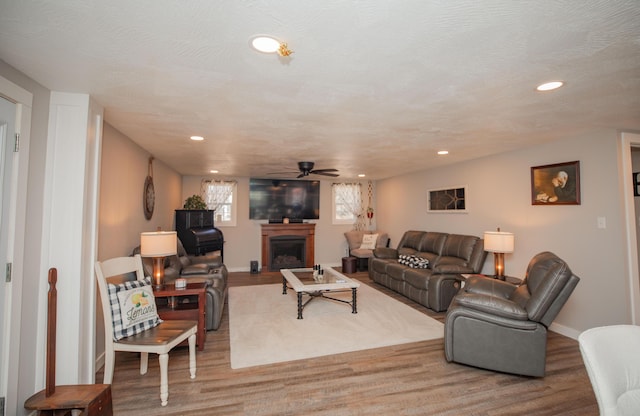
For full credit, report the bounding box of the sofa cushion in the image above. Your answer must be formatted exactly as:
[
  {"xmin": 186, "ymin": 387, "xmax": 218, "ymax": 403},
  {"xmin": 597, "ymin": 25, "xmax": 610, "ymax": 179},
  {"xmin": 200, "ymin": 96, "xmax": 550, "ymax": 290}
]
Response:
[
  {"xmin": 351, "ymin": 248, "xmax": 374, "ymax": 258},
  {"xmin": 399, "ymin": 231, "xmax": 425, "ymax": 251},
  {"xmin": 419, "ymin": 232, "xmax": 448, "ymax": 254},
  {"xmin": 107, "ymin": 277, "xmax": 161, "ymax": 341},
  {"xmin": 438, "ymin": 234, "xmax": 478, "ymax": 265},
  {"xmin": 404, "ymin": 268, "xmax": 433, "ymax": 290},
  {"xmin": 386, "ymin": 262, "xmax": 409, "ymax": 281},
  {"xmin": 371, "ymin": 257, "xmax": 394, "ymax": 274}
]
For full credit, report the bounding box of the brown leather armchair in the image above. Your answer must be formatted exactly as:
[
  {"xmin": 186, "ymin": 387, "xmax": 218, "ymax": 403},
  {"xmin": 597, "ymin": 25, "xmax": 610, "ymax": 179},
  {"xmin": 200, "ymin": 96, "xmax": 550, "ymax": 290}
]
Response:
[{"xmin": 444, "ymin": 251, "xmax": 580, "ymax": 377}]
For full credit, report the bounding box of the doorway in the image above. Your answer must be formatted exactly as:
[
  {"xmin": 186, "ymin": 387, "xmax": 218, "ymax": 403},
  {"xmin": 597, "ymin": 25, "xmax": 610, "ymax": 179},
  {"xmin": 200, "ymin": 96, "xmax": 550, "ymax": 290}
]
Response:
[
  {"xmin": 0, "ymin": 96, "xmax": 16, "ymax": 410},
  {"xmin": 620, "ymin": 132, "xmax": 640, "ymax": 324}
]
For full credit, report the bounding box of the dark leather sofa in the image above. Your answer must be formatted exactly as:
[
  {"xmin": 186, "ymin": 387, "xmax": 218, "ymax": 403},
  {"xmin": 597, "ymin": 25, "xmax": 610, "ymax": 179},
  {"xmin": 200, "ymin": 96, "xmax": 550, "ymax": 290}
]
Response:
[
  {"xmin": 444, "ymin": 251, "xmax": 580, "ymax": 377},
  {"xmin": 132, "ymin": 239, "xmax": 228, "ymax": 331},
  {"xmin": 369, "ymin": 230, "xmax": 486, "ymax": 312}
]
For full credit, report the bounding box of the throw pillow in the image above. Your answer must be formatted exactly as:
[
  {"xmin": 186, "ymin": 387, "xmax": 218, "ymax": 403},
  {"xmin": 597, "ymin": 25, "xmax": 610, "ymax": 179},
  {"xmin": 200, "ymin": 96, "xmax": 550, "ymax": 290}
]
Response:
[
  {"xmin": 398, "ymin": 254, "xmax": 430, "ymax": 269},
  {"xmin": 360, "ymin": 233, "xmax": 379, "ymax": 250},
  {"xmin": 107, "ymin": 277, "xmax": 161, "ymax": 341}
]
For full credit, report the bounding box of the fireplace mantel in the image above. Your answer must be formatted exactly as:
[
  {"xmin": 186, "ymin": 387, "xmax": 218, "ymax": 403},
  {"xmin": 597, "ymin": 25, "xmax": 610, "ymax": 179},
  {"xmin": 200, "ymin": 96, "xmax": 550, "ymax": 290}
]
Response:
[{"xmin": 261, "ymin": 223, "xmax": 315, "ymax": 272}]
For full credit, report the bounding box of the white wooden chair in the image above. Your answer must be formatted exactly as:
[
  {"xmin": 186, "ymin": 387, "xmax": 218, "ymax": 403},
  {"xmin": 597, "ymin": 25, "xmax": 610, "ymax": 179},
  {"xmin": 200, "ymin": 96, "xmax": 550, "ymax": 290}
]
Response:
[{"xmin": 95, "ymin": 255, "xmax": 197, "ymax": 406}]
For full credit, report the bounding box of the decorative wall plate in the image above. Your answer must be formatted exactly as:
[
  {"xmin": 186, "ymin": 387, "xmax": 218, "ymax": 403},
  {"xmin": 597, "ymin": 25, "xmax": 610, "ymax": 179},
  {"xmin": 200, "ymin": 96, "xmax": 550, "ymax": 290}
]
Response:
[
  {"xmin": 143, "ymin": 175, "xmax": 155, "ymax": 219},
  {"xmin": 144, "ymin": 157, "xmax": 155, "ymax": 219}
]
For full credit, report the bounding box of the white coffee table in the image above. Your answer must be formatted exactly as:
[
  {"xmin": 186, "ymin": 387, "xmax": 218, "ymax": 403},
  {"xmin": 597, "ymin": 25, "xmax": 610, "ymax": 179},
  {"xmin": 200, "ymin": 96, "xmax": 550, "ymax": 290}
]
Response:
[{"xmin": 281, "ymin": 266, "xmax": 360, "ymax": 319}]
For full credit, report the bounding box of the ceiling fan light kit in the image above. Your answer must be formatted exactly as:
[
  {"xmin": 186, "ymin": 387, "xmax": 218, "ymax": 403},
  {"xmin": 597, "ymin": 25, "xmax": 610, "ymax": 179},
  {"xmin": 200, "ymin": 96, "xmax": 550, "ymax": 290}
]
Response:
[
  {"xmin": 296, "ymin": 161, "xmax": 339, "ymax": 178},
  {"xmin": 267, "ymin": 161, "xmax": 339, "ymax": 178}
]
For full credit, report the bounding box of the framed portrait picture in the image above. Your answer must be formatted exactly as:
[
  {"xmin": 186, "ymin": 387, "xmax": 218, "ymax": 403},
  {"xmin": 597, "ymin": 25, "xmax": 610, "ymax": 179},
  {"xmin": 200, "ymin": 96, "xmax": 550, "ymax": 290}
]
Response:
[{"xmin": 531, "ymin": 161, "xmax": 580, "ymax": 205}]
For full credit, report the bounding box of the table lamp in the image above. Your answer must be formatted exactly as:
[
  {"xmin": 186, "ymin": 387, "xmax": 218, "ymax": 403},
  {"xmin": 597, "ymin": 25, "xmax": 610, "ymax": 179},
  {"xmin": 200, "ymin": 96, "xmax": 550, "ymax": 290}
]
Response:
[
  {"xmin": 140, "ymin": 231, "xmax": 177, "ymax": 288},
  {"xmin": 483, "ymin": 228, "xmax": 514, "ymax": 280}
]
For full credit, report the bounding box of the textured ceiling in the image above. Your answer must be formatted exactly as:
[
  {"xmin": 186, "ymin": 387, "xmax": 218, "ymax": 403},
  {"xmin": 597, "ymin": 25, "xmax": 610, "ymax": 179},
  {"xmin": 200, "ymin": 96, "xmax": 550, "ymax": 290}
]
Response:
[{"xmin": 1, "ymin": 1, "xmax": 639, "ymax": 180}]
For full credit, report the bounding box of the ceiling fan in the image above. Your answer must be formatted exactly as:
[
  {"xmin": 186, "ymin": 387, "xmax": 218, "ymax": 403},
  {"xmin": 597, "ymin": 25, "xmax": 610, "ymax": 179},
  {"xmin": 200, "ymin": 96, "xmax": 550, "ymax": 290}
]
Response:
[{"xmin": 268, "ymin": 161, "xmax": 339, "ymax": 178}]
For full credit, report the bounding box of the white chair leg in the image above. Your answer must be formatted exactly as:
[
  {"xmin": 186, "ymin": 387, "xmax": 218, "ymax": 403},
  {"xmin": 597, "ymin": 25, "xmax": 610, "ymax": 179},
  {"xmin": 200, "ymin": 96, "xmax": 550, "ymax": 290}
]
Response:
[
  {"xmin": 188, "ymin": 333, "xmax": 196, "ymax": 379},
  {"xmin": 158, "ymin": 353, "xmax": 169, "ymax": 406},
  {"xmin": 140, "ymin": 352, "xmax": 149, "ymax": 375},
  {"xmin": 103, "ymin": 349, "xmax": 115, "ymax": 384}
]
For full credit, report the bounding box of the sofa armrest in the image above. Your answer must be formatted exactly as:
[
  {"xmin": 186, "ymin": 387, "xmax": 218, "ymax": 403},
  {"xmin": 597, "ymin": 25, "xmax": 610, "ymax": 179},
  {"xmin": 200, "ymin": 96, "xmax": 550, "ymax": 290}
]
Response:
[
  {"xmin": 187, "ymin": 253, "xmax": 223, "ymax": 268},
  {"xmin": 373, "ymin": 247, "xmax": 398, "ymax": 259},
  {"xmin": 463, "ymin": 275, "xmax": 517, "ymax": 299},
  {"xmin": 452, "ymin": 293, "xmax": 529, "ymax": 321}
]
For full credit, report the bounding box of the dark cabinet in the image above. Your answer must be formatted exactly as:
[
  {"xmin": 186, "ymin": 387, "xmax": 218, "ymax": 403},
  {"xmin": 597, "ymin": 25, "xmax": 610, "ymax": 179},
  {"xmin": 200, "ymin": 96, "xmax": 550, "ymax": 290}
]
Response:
[{"xmin": 175, "ymin": 210, "xmax": 224, "ymax": 259}]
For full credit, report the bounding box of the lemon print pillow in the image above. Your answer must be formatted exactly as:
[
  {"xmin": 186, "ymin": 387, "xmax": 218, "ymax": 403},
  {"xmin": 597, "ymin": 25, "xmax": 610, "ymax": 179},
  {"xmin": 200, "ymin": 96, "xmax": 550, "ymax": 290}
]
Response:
[{"xmin": 107, "ymin": 277, "xmax": 162, "ymax": 340}]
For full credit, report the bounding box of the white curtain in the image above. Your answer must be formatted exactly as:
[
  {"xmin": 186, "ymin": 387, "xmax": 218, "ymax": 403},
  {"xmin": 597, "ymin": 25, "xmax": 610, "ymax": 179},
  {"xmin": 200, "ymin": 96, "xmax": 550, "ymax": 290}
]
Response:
[
  {"xmin": 201, "ymin": 179, "xmax": 236, "ymax": 213},
  {"xmin": 333, "ymin": 182, "xmax": 365, "ymax": 230}
]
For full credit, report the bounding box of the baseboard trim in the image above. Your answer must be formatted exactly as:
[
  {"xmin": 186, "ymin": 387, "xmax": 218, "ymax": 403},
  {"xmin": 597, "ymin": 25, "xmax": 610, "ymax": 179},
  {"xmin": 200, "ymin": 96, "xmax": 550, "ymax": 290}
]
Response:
[
  {"xmin": 227, "ymin": 262, "xmax": 343, "ymax": 273},
  {"xmin": 549, "ymin": 322, "xmax": 581, "ymax": 340}
]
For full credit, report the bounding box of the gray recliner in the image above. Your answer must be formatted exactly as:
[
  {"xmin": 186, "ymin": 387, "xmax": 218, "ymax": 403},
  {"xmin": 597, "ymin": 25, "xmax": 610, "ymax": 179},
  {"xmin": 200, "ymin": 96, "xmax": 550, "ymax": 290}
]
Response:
[
  {"xmin": 132, "ymin": 238, "xmax": 228, "ymax": 331},
  {"xmin": 444, "ymin": 251, "xmax": 580, "ymax": 377}
]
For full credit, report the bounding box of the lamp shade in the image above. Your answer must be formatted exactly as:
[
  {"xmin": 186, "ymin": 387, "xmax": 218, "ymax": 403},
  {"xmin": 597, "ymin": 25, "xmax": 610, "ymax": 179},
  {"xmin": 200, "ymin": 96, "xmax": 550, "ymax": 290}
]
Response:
[
  {"xmin": 140, "ymin": 231, "xmax": 177, "ymax": 257},
  {"xmin": 483, "ymin": 231, "xmax": 514, "ymax": 253}
]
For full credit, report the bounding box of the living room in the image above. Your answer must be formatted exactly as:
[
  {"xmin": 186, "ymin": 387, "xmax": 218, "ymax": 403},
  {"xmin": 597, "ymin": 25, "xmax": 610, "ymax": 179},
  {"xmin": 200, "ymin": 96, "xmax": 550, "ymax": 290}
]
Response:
[{"xmin": 2, "ymin": 2, "xmax": 640, "ymax": 415}]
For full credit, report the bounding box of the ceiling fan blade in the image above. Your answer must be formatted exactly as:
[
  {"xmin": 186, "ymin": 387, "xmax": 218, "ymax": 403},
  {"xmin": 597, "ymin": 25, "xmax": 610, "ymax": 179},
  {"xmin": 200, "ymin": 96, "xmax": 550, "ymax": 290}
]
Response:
[
  {"xmin": 313, "ymin": 171, "xmax": 339, "ymax": 177},
  {"xmin": 296, "ymin": 173, "xmax": 305, "ymax": 178},
  {"xmin": 310, "ymin": 168, "xmax": 339, "ymax": 174},
  {"xmin": 266, "ymin": 171, "xmax": 299, "ymax": 175}
]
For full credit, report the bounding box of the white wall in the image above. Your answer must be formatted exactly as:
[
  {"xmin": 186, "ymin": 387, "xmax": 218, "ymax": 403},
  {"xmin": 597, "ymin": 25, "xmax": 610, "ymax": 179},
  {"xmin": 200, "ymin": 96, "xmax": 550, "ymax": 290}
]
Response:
[
  {"xmin": 376, "ymin": 129, "xmax": 631, "ymax": 334},
  {"xmin": 182, "ymin": 177, "xmax": 375, "ymax": 271}
]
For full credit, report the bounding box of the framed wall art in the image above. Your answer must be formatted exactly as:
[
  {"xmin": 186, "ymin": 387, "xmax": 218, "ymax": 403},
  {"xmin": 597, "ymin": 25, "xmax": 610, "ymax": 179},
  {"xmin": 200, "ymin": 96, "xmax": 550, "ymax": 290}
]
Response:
[
  {"xmin": 427, "ymin": 186, "xmax": 467, "ymax": 213},
  {"xmin": 531, "ymin": 160, "xmax": 580, "ymax": 205}
]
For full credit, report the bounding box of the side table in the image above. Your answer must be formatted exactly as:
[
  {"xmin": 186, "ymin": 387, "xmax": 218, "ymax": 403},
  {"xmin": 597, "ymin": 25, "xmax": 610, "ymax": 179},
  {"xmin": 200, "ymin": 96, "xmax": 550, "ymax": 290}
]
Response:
[{"xmin": 153, "ymin": 282, "xmax": 207, "ymax": 351}]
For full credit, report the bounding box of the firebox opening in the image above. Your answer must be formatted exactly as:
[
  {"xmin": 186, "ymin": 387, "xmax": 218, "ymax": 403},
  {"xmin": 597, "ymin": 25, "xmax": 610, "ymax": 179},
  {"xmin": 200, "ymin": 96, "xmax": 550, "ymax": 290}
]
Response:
[{"xmin": 270, "ymin": 235, "xmax": 306, "ymax": 271}]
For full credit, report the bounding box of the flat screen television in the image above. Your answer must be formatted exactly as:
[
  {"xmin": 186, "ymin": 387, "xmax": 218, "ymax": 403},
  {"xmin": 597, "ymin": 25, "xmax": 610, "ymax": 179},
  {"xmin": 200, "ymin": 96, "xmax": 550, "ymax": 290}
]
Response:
[{"xmin": 249, "ymin": 178, "xmax": 320, "ymax": 220}]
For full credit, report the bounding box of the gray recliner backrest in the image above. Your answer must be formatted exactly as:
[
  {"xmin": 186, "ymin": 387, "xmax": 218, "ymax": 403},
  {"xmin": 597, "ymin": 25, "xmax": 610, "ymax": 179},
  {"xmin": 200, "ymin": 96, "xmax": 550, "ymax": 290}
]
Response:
[
  {"xmin": 397, "ymin": 230, "xmax": 426, "ymax": 254},
  {"xmin": 510, "ymin": 251, "xmax": 580, "ymax": 327}
]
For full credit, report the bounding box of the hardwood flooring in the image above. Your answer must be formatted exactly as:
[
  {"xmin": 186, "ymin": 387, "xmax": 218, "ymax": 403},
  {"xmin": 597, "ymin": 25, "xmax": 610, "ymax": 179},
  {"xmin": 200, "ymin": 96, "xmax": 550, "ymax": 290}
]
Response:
[{"xmin": 100, "ymin": 271, "xmax": 598, "ymax": 415}]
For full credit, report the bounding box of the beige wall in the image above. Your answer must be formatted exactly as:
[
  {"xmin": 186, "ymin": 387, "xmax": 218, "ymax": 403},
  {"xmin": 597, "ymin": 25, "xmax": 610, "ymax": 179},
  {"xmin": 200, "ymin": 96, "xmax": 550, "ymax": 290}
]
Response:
[
  {"xmin": 97, "ymin": 123, "xmax": 183, "ymax": 260},
  {"xmin": 376, "ymin": 129, "xmax": 631, "ymax": 335}
]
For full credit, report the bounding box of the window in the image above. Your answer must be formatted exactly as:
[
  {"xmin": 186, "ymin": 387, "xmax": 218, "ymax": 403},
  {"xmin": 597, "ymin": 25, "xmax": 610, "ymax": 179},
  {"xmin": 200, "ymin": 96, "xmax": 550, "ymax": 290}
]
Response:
[
  {"xmin": 202, "ymin": 180, "xmax": 237, "ymax": 226},
  {"xmin": 332, "ymin": 183, "xmax": 364, "ymax": 227}
]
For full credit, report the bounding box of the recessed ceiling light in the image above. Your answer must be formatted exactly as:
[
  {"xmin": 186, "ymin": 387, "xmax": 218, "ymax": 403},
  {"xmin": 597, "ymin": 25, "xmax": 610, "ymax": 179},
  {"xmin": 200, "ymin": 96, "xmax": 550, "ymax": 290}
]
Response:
[
  {"xmin": 358, "ymin": 174, "xmax": 366, "ymax": 178},
  {"xmin": 210, "ymin": 170, "xmax": 218, "ymax": 174},
  {"xmin": 190, "ymin": 136, "xmax": 204, "ymax": 141},
  {"xmin": 437, "ymin": 150, "xmax": 449, "ymax": 155},
  {"xmin": 250, "ymin": 36, "xmax": 281, "ymax": 53},
  {"xmin": 536, "ymin": 81, "xmax": 564, "ymax": 91}
]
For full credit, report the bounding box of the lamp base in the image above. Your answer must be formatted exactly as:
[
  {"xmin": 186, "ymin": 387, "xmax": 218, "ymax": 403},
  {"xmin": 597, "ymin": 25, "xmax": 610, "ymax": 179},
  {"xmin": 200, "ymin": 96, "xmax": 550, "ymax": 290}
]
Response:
[
  {"xmin": 493, "ymin": 252, "xmax": 505, "ymax": 280},
  {"xmin": 152, "ymin": 256, "xmax": 166, "ymax": 289}
]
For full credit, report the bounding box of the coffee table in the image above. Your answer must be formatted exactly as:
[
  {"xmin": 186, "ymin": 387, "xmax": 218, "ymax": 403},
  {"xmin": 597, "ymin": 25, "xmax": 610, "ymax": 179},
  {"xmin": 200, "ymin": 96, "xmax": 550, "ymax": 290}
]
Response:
[{"xmin": 281, "ymin": 266, "xmax": 360, "ymax": 319}]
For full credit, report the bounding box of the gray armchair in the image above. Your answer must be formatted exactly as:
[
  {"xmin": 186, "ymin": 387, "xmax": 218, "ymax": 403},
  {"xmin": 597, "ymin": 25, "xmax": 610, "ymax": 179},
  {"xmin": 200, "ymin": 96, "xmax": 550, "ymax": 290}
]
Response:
[
  {"xmin": 444, "ymin": 251, "xmax": 580, "ymax": 377},
  {"xmin": 132, "ymin": 238, "xmax": 228, "ymax": 330}
]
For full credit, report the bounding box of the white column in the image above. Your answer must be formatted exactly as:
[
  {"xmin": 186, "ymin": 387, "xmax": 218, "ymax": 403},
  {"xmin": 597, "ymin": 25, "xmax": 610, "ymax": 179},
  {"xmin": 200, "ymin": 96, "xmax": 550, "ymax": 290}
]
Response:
[{"xmin": 39, "ymin": 92, "xmax": 103, "ymax": 384}]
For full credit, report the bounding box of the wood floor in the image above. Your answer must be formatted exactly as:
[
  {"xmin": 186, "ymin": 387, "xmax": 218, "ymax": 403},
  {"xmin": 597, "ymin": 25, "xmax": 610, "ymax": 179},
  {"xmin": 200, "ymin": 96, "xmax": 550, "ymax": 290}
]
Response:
[{"xmin": 100, "ymin": 271, "xmax": 598, "ymax": 415}]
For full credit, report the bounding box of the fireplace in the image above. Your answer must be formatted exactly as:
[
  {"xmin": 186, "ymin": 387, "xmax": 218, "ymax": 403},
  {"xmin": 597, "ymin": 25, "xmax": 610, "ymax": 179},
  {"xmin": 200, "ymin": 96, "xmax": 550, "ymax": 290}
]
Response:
[
  {"xmin": 269, "ymin": 236, "xmax": 306, "ymax": 271},
  {"xmin": 261, "ymin": 223, "xmax": 315, "ymax": 272}
]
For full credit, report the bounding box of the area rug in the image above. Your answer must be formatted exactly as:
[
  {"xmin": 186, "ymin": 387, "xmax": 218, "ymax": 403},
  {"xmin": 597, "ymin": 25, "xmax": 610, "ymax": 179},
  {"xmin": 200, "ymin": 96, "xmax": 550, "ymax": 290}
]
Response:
[{"xmin": 228, "ymin": 281, "xmax": 444, "ymax": 369}]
